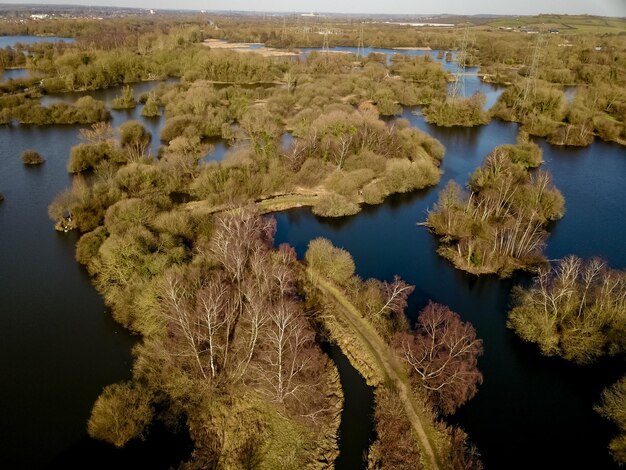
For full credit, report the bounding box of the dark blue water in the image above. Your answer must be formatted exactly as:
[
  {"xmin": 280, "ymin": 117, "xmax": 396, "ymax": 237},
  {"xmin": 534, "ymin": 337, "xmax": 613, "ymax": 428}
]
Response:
[
  {"xmin": 274, "ymin": 114, "xmax": 626, "ymax": 469},
  {"xmin": 323, "ymin": 343, "xmax": 374, "ymax": 469},
  {"xmin": 0, "ymin": 125, "xmax": 137, "ymax": 467},
  {"xmin": 203, "ymin": 140, "xmax": 229, "ymax": 163},
  {"xmin": 0, "ymin": 84, "xmax": 186, "ymax": 467}
]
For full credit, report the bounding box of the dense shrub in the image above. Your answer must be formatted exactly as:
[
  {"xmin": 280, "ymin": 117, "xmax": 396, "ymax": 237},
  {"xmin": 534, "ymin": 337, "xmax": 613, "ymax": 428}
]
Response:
[{"xmin": 21, "ymin": 150, "xmax": 45, "ymax": 165}]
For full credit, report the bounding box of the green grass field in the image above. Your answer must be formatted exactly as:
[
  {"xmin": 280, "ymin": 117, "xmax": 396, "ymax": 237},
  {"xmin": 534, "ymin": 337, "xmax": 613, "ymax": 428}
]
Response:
[{"xmin": 488, "ymin": 15, "xmax": 626, "ymax": 34}]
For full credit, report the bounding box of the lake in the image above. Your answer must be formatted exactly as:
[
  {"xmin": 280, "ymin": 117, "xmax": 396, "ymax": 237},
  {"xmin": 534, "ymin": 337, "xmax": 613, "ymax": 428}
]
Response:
[
  {"xmin": 0, "ymin": 35, "xmax": 73, "ymax": 48},
  {"xmin": 0, "ymin": 41, "xmax": 623, "ymax": 469}
]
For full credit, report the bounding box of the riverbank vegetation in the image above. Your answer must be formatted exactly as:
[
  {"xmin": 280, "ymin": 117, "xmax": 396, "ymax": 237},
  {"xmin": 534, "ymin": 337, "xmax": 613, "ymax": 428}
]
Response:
[
  {"xmin": 423, "ymin": 94, "xmax": 490, "ymax": 127},
  {"xmin": 426, "ymin": 140, "xmax": 564, "ymax": 276},
  {"xmin": 2, "ymin": 13, "xmax": 625, "ymax": 145},
  {"xmin": 0, "ymin": 94, "xmax": 109, "ymax": 125},
  {"xmin": 596, "ymin": 376, "xmax": 626, "ymax": 465},
  {"xmin": 75, "ymin": 203, "xmax": 343, "ymax": 467},
  {"xmin": 47, "ymin": 115, "xmax": 445, "ymax": 467},
  {"xmin": 304, "ymin": 238, "xmax": 483, "ymax": 469},
  {"xmin": 508, "ymin": 256, "xmax": 626, "ymax": 364},
  {"xmin": 28, "ymin": 11, "xmax": 626, "ymax": 468},
  {"xmin": 509, "ymin": 256, "xmax": 626, "ymax": 463}
]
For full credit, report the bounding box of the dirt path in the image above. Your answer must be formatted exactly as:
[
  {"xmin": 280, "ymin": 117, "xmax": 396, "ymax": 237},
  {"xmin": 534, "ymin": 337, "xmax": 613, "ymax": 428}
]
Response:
[{"xmin": 307, "ymin": 269, "xmax": 443, "ymax": 470}]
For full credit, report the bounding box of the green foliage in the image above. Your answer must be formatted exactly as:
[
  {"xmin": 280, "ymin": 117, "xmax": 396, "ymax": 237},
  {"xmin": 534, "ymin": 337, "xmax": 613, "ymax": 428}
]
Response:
[
  {"xmin": 67, "ymin": 142, "xmax": 116, "ymax": 173},
  {"xmin": 493, "ymin": 81, "xmax": 567, "ymax": 137},
  {"xmin": 115, "ymin": 163, "xmax": 167, "ymax": 198},
  {"xmin": 424, "ymin": 94, "xmax": 490, "ymax": 127},
  {"xmin": 312, "ymin": 193, "xmax": 361, "ymax": 217},
  {"xmin": 141, "ymin": 93, "xmax": 161, "ymax": 117},
  {"xmin": 87, "ymin": 382, "xmax": 153, "ymax": 448},
  {"xmin": 111, "ymin": 85, "xmax": 137, "ymax": 110},
  {"xmin": 76, "ymin": 226, "xmax": 108, "ymax": 268},
  {"xmin": 596, "ymin": 376, "xmax": 626, "ymax": 465},
  {"xmin": 427, "ymin": 143, "xmax": 564, "ymax": 276},
  {"xmin": 508, "ymin": 256, "xmax": 626, "ymax": 364},
  {"xmin": 305, "ymin": 237, "xmax": 355, "ymax": 286},
  {"xmin": 119, "ymin": 120, "xmax": 152, "ymax": 158},
  {"xmin": 9, "ymin": 96, "xmax": 110, "ymax": 126},
  {"xmin": 104, "ymin": 199, "xmax": 158, "ymax": 235}
]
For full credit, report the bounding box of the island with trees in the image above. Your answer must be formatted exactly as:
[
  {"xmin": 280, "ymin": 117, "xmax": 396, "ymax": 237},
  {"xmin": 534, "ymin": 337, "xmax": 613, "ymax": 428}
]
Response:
[{"xmin": 425, "ymin": 138, "xmax": 564, "ymax": 277}]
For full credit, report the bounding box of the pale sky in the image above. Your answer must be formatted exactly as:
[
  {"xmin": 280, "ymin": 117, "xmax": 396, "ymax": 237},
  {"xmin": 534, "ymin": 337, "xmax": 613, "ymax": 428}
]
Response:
[{"xmin": 6, "ymin": 0, "xmax": 626, "ymax": 17}]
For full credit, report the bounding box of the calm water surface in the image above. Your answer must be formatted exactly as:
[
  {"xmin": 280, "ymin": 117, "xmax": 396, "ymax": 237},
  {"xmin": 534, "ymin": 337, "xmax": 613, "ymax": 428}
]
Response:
[
  {"xmin": 0, "ymin": 36, "xmax": 73, "ymax": 48},
  {"xmin": 0, "ymin": 82, "xmax": 188, "ymax": 467}
]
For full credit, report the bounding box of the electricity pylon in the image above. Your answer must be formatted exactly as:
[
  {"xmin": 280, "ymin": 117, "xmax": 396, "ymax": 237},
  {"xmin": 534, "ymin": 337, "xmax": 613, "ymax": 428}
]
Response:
[
  {"xmin": 449, "ymin": 25, "xmax": 469, "ymax": 100},
  {"xmin": 521, "ymin": 31, "xmax": 546, "ymax": 106},
  {"xmin": 357, "ymin": 23, "xmax": 365, "ymax": 58}
]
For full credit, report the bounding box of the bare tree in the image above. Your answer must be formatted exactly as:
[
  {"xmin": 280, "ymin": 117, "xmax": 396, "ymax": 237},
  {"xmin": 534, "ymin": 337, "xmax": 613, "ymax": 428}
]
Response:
[
  {"xmin": 161, "ymin": 272, "xmax": 207, "ymax": 380},
  {"xmin": 258, "ymin": 300, "xmax": 313, "ymax": 404},
  {"xmin": 377, "ymin": 276, "xmax": 415, "ymax": 317},
  {"xmin": 396, "ymin": 302, "xmax": 483, "ymax": 415},
  {"xmin": 196, "ymin": 277, "xmax": 233, "ymax": 378}
]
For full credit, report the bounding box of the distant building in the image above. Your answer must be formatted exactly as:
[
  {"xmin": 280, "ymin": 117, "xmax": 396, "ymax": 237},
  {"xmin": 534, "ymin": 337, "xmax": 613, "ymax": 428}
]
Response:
[{"xmin": 30, "ymin": 14, "xmax": 48, "ymax": 20}]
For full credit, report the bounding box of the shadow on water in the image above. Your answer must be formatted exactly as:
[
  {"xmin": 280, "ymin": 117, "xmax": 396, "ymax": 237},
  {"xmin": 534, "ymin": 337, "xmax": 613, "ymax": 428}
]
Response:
[
  {"xmin": 319, "ymin": 343, "xmax": 375, "ymax": 470},
  {"xmin": 48, "ymin": 421, "xmax": 193, "ymax": 470}
]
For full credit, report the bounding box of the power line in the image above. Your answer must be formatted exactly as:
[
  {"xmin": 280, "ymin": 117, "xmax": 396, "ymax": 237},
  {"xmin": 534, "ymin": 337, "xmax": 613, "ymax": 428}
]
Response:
[
  {"xmin": 449, "ymin": 25, "xmax": 469, "ymax": 100},
  {"xmin": 357, "ymin": 22, "xmax": 364, "ymax": 58},
  {"xmin": 521, "ymin": 31, "xmax": 546, "ymax": 106}
]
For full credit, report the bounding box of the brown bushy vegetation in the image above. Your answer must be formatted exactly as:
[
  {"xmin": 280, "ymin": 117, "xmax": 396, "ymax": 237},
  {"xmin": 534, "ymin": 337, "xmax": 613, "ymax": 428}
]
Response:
[
  {"xmin": 306, "ymin": 238, "xmax": 414, "ymax": 340},
  {"xmin": 595, "ymin": 376, "xmax": 626, "ymax": 465},
  {"xmin": 187, "ymin": 109, "xmax": 443, "ymax": 217},
  {"xmin": 88, "ymin": 382, "xmax": 153, "ymax": 448},
  {"xmin": 368, "ymin": 388, "xmax": 424, "ymax": 470},
  {"xmin": 423, "ymin": 94, "xmax": 490, "ymax": 127},
  {"xmin": 395, "ymin": 302, "xmax": 483, "ymax": 415},
  {"xmin": 304, "ymin": 238, "xmax": 483, "ymax": 468},
  {"xmin": 3, "ymin": 95, "xmax": 110, "ymax": 125},
  {"xmin": 508, "ymin": 256, "xmax": 626, "ymax": 364},
  {"xmin": 80, "ymin": 204, "xmax": 342, "ymax": 466},
  {"xmin": 111, "ymin": 85, "xmax": 137, "ymax": 110},
  {"xmin": 426, "ymin": 141, "xmax": 564, "ymax": 277},
  {"xmin": 21, "ymin": 149, "xmax": 44, "ymax": 165}
]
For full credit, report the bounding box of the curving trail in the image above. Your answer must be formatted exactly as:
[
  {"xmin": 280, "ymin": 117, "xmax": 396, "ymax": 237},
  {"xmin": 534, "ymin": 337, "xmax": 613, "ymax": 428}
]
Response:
[{"xmin": 307, "ymin": 268, "xmax": 444, "ymax": 470}]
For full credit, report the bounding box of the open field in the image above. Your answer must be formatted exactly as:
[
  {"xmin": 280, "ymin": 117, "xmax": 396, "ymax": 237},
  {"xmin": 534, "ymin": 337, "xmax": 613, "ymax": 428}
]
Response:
[{"xmin": 488, "ymin": 15, "xmax": 626, "ymax": 34}]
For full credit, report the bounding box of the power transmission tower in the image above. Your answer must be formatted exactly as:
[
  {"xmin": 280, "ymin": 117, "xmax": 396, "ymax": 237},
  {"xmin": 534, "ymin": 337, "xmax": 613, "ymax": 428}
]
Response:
[
  {"xmin": 322, "ymin": 30, "xmax": 330, "ymax": 53},
  {"xmin": 449, "ymin": 25, "xmax": 469, "ymax": 100},
  {"xmin": 281, "ymin": 17, "xmax": 286, "ymax": 42},
  {"xmin": 521, "ymin": 31, "xmax": 545, "ymax": 106},
  {"xmin": 357, "ymin": 23, "xmax": 365, "ymax": 58},
  {"xmin": 302, "ymin": 17, "xmax": 310, "ymax": 43}
]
